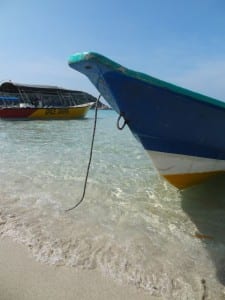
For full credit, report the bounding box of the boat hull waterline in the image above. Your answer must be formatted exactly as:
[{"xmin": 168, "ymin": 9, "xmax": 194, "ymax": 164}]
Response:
[
  {"xmin": 68, "ymin": 52, "xmax": 225, "ymax": 188},
  {"xmin": 0, "ymin": 103, "xmax": 93, "ymax": 120}
]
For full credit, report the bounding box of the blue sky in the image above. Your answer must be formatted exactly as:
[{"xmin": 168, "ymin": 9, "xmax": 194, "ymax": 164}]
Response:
[{"xmin": 1, "ymin": 0, "xmax": 225, "ymax": 100}]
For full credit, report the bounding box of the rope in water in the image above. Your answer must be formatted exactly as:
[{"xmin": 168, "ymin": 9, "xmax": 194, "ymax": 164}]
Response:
[{"xmin": 65, "ymin": 95, "xmax": 101, "ymax": 211}]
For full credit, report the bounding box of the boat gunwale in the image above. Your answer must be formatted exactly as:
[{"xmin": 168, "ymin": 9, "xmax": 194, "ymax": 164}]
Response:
[
  {"xmin": 68, "ymin": 52, "xmax": 225, "ymax": 110},
  {"xmin": 0, "ymin": 102, "xmax": 95, "ymax": 110}
]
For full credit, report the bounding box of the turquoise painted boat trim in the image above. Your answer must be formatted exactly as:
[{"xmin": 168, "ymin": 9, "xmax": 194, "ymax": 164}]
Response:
[{"xmin": 68, "ymin": 52, "xmax": 225, "ymax": 110}]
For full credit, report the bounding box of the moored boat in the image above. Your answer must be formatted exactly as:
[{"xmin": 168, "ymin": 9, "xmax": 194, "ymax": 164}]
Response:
[
  {"xmin": 0, "ymin": 103, "xmax": 93, "ymax": 120},
  {"xmin": 0, "ymin": 82, "xmax": 95, "ymax": 120},
  {"xmin": 68, "ymin": 52, "xmax": 225, "ymax": 189}
]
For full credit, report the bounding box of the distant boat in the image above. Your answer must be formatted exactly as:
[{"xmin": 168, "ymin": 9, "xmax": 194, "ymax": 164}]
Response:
[
  {"xmin": 68, "ymin": 52, "xmax": 225, "ymax": 189},
  {"xmin": 0, "ymin": 82, "xmax": 95, "ymax": 120},
  {"xmin": 0, "ymin": 101, "xmax": 93, "ymax": 120}
]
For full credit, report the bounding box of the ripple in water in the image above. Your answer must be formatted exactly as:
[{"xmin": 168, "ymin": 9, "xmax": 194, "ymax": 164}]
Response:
[{"xmin": 1, "ymin": 110, "xmax": 225, "ymax": 298}]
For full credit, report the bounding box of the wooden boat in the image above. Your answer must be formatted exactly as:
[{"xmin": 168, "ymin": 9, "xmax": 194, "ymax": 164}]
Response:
[
  {"xmin": 68, "ymin": 52, "xmax": 225, "ymax": 189},
  {"xmin": 0, "ymin": 82, "xmax": 95, "ymax": 120}
]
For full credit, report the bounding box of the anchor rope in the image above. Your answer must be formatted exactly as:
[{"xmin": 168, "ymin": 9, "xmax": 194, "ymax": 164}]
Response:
[{"xmin": 65, "ymin": 95, "xmax": 101, "ymax": 211}]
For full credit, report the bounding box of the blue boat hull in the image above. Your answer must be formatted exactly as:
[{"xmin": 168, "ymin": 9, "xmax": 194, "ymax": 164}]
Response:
[{"xmin": 68, "ymin": 52, "xmax": 225, "ymax": 188}]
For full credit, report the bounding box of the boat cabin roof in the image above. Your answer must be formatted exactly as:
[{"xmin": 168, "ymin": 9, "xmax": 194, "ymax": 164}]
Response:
[{"xmin": 0, "ymin": 81, "xmax": 84, "ymax": 95}]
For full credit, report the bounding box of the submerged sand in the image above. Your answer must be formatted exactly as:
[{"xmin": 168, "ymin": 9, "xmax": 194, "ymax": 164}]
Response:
[{"xmin": 0, "ymin": 237, "xmax": 159, "ymax": 300}]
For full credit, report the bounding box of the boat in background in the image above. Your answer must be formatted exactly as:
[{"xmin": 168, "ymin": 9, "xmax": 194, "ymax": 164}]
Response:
[
  {"xmin": 69, "ymin": 52, "xmax": 225, "ymax": 189},
  {"xmin": 0, "ymin": 82, "xmax": 95, "ymax": 120}
]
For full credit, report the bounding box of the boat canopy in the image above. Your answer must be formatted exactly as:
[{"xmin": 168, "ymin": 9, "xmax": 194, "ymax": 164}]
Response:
[
  {"xmin": 0, "ymin": 81, "xmax": 97, "ymax": 107},
  {"xmin": 0, "ymin": 81, "xmax": 83, "ymax": 95}
]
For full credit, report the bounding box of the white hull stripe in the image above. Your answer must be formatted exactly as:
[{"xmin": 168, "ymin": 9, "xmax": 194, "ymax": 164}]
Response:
[{"xmin": 147, "ymin": 150, "xmax": 225, "ymax": 175}]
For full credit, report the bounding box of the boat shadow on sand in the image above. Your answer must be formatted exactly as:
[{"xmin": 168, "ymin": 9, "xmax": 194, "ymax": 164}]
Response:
[{"xmin": 181, "ymin": 174, "xmax": 225, "ymax": 286}]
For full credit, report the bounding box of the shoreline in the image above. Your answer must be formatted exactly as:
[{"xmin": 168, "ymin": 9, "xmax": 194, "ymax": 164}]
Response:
[{"xmin": 0, "ymin": 237, "xmax": 159, "ymax": 300}]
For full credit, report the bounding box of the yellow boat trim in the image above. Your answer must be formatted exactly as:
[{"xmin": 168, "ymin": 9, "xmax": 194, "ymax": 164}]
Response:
[
  {"xmin": 29, "ymin": 105, "xmax": 91, "ymax": 119},
  {"xmin": 163, "ymin": 170, "xmax": 225, "ymax": 189}
]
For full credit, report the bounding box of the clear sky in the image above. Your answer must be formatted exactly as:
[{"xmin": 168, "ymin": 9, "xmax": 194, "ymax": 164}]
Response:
[{"xmin": 1, "ymin": 0, "xmax": 225, "ymax": 100}]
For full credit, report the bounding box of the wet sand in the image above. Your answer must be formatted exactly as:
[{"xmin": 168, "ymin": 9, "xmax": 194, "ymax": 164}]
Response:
[{"xmin": 0, "ymin": 237, "xmax": 158, "ymax": 300}]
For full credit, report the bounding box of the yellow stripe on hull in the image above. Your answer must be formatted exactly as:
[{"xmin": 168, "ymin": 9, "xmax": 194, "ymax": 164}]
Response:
[
  {"xmin": 164, "ymin": 170, "xmax": 225, "ymax": 189},
  {"xmin": 29, "ymin": 105, "xmax": 91, "ymax": 120}
]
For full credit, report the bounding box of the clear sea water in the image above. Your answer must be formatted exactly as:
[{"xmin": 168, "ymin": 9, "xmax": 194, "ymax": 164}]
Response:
[{"xmin": 1, "ymin": 110, "xmax": 225, "ymax": 299}]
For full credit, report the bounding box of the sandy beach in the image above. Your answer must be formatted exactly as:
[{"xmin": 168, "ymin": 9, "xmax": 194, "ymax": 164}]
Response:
[{"xmin": 0, "ymin": 237, "xmax": 159, "ymax": 300}]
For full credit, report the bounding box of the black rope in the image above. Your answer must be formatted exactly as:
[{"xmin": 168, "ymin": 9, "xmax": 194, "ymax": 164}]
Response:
[{"xmin": 65, "ymin": 95, "xmax": 101, "ymax": 211}]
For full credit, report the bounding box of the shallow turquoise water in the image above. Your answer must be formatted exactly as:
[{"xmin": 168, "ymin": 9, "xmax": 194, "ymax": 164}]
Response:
[{"xmin": 0, "ymin": 110, "xmax": 225, "ymax": 298}]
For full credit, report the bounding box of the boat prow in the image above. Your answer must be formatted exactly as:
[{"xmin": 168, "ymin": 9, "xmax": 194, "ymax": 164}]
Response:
[{"xmin": 68, "ymin": 52, "xmax": 225, "ymax": 189}]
